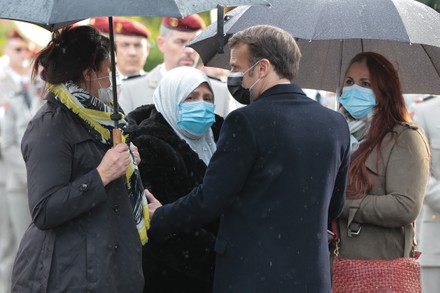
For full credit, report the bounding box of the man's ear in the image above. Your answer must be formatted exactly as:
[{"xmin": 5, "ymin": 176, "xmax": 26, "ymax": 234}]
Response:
[
  {"xmin": 258, "ymin": 58, "xmax": 271, "ymax": 78},
  {"xmin": 156, "ymin": 36, "xmax": 167, "ymax": 53}
]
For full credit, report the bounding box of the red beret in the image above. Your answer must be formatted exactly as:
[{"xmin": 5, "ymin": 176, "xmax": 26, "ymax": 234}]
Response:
[
  {"xmin": 90, "ymin": 17, "xmax": 150, "ymax": 39},
  {"xmin": 162, "ymin": 14, "xmax": 206, "ymax": 31},
  {"xmin": 6, "ymin": 29, "xmax": 25, "ymax": 40}
]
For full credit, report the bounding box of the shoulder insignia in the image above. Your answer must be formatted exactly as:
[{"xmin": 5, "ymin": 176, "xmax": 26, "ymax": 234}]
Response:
[{"xmin": 149, "ymin": 79, "xmax": 159, "ymax": 89}]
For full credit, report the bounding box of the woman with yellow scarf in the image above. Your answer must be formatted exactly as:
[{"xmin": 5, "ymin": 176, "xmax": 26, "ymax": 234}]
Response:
[{"xmin": 11, "ymin": 25, "xmax": 147, "ymax": 292}]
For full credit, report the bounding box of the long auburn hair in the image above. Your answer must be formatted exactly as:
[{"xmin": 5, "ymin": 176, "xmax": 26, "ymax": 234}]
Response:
[{"xmin": 344, "ymin": 52, "xmax": 411, "ymax": 199}]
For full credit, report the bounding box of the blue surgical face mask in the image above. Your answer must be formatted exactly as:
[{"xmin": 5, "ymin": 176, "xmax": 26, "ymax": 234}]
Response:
[
  {"xmin": 177, "ymin": 100, "xmax": 216, "ymax": 136},
  {"xmin": 338, "ymin": 84, "xmax": 376, "ymax": 119}
]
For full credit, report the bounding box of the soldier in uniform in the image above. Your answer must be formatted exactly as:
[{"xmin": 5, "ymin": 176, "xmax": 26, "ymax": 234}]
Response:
[
  {"xmin": 0, "ymin": 28, "xmax": 40, "ymax": 293},
  {"xmin": 412, "ymin": 95, "xmax": 440, "ymax": 293},
  {"xmin": 120, "ymin": 15, "xmax": 238, "ymax": 117},
  {"xmin": 91, "ymin": 17, "xmax": 151, "ymax": 79}
]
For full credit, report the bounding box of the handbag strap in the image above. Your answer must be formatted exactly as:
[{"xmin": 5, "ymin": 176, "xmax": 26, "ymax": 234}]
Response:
[
  {"xmin": 336, "ymin": 205, "xmax": 420, "ymax": 259},
  {"xmin": 347, "ymin": 204, "xmax": 362, "ymax": 237}
]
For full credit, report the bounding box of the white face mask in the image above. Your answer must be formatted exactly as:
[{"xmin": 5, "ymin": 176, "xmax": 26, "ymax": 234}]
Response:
[
  {"xmin": 97, "ymin": 84, "xmax": 113, "ymax": 104},
  {"xmin": 93, "ymin": 71, "xmax": 121, "ymax": 105}
]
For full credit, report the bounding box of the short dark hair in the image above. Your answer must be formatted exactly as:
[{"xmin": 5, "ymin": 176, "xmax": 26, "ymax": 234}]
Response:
[
  {"xmin": 228, "ymin": 25, "xmax": 301, "ymax": 81},
  {"xmin": 33, "ymin": 25, "xmax": 111, "ymax": 85}
]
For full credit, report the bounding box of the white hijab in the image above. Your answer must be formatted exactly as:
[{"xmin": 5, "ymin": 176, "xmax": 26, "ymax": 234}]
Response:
[{"xmin": 153, "ymin": 66, "xmax": 217, "ymax": 165}]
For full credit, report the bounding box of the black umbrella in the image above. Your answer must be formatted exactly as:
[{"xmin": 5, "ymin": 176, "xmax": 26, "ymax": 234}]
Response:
[
  {"xmin": 189, "ymin": 0, "xmax": 440, "ymax": 97},
  {"xmin": 0, "ymin": 0, "xmax": 270, "ymax": 30},
  {"xmin": 0, "ymin": 0, "xmax": 271, "ymax": 141}
]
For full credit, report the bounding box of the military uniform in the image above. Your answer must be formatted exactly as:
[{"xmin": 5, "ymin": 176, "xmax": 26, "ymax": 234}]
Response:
[
  {"xmin": 0, "ymin": 62, "xmax": 40, "ymax": 293},
  {"xmin": 413, "ymin": 95, "xmax": 440, "ymax": 293},
  {"xmin": 91, "ymin": 16, "xmax": 151, "ymax": 79},
  {"xmin": 119, "ymin": 64, "xmax": 161, "ymax": 114}
]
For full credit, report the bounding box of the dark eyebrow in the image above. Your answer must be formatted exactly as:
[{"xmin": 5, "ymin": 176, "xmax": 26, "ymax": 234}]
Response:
[{"xmin": 230, "ymin": 63, "xmax": 239, "ymax": 70}]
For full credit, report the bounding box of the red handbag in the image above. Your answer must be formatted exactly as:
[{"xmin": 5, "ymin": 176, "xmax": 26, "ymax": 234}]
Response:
[{"xmin": 331, "ymin": 220, "xmax": 421, "ymax": 293}]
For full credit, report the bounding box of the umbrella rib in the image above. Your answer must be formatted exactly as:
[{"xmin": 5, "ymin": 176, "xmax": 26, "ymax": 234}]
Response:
[
  {"xmin": 336, "ymin": 40, "xmax": 344, "ymax": 97},
  {"xmin": 310, "ymin": 2, "xmax": 326, "ymax": 39},
  {"xmin": 46, "ymin": 0, "xmax": 58, "ymax": 28},
  {"xmin": 421, "ymin": 46, "xmax": 440, "ymax": 83}
]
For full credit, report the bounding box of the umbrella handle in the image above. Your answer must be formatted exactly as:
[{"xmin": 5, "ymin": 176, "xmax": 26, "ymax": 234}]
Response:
[{"xmin": 113, "ymin": 128, "xmax": 122, "ymax": 146}]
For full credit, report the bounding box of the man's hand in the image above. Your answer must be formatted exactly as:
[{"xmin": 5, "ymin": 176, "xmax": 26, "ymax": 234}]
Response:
[{"xmin": 145, "ymin": 189, "xmax": 162, "ymax": 219}]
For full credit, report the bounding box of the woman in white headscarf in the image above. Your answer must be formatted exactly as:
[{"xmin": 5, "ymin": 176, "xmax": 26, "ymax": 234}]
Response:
[{"xmin": 126, "ymin": 66, "xmax": 223, "ymax": 293}]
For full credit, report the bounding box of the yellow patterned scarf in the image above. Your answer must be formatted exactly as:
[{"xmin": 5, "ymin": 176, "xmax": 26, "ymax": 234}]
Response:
[{"xmin": 48, "ymin": 82, "xmax": 149, "ymax": 245}]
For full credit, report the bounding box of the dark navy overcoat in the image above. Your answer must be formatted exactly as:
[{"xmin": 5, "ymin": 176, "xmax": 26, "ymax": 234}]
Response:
[{"xmin": 149, "ymin": 84, "xmax": 350, "ymax": 293}]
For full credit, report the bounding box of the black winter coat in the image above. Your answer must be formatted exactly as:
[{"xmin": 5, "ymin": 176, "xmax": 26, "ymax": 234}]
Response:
[
  {"xmin": 12, "ymin": 95, "xmax": 144, "ymax": 292},
  {"xmin": 126, "ymin": 105, "xmax": 223, "ymax": 293}
]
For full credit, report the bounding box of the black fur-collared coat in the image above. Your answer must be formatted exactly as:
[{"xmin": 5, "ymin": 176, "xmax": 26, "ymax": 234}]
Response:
[{"xmin": 126, "ymin": 104, "xmax": 223, "ymax": 293}]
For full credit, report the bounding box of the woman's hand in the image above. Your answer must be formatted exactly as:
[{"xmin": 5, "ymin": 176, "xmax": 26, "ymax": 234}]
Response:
[
  {"xmin": 130, "ymin": 142, "xmax": 141, "ymax": 165},
  {"xmin": 97, "ymin": 143, "xmax": 131, "ymax": 186},
  {"xmin": 145, "ymin": 189, "xmax": 162, "ymax": 219}
]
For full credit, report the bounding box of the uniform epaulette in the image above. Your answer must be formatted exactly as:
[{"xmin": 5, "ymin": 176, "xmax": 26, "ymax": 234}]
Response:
[
  {"xmin": 124, "ymin": 74, "xmax": 142, "ymax": 81},
  {"xmin": 148, "ymin": 79, "xmax": 159, "ymax": 89}
]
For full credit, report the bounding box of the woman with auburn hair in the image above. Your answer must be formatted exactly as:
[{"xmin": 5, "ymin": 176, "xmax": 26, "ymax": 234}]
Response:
[{"xmin": 334, "ymin": 52, "xmax": 430, "ymax": 260}]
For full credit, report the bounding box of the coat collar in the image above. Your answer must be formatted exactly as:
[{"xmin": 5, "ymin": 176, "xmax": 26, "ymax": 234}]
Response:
[
  {"xmin": 258, "ymin": 83, "xmax": 306, "ymax": 101},
  {"xmin": 365, "ymin": 123, "xmax": 417, "ymax": 175}
]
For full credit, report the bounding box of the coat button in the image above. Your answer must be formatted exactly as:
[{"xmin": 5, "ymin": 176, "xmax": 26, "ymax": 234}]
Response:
[
  {"xmin": 114, "ymin": 244, "xmax": 119, "ymax": 251},
  {"xmin": 113, "ymin": 205, "xmax": 119, "ymax": 213},
  {"xmin": 79, "ymin": 183, "xmax": 88, "ymax": 191}
]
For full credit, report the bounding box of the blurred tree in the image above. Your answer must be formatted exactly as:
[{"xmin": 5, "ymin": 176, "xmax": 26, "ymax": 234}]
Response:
[{"xmin": 0, "ymin": 20, "xmax": 15, "ymax": 53}]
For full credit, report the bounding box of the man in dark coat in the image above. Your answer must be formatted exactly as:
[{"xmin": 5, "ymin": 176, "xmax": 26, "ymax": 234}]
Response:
[{"xmin": 147, "ymin": 25, "xmax": 350, "ymax": 293}]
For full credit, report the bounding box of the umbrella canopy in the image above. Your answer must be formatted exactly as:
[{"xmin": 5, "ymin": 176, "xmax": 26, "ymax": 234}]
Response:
[
  {"xmin": 0, "ymin": 0, "xmax": 271, "ymax": 133},
  {"xmin": 189, "ymin": 0, "xmax": 440, "ymax": 95},
  {"xmin": 0, "ymin": 0, "xmax": 270, "ymax": 30}
]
